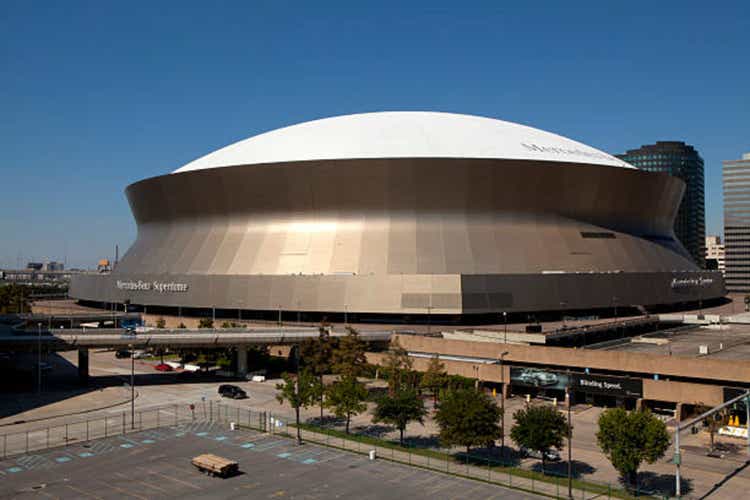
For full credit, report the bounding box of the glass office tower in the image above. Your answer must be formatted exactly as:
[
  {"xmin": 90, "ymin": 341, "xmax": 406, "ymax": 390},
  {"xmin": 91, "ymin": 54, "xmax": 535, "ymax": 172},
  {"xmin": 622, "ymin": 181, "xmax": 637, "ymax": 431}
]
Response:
[
  {"xmin": 617, "ymin": 142, "xmax": 706, "ymax": 266},
  {"xmin": 724, "ymin": 153, "xmax": 750, "ymax": 292}
]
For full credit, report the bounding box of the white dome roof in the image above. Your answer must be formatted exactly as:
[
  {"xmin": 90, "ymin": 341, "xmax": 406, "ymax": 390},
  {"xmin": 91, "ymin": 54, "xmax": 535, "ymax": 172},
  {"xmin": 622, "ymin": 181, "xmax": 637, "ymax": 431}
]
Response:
[{"xmin": 173, "ymin": 111, "xmax": 633, "ymax": 173}]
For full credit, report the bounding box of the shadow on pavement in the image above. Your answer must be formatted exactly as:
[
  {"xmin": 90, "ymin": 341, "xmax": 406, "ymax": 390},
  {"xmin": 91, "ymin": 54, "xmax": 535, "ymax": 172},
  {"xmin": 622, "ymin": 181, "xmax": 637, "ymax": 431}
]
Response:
[{"xmin": 530, "ymin": 459, "xmax": 596, "ymax": 479}]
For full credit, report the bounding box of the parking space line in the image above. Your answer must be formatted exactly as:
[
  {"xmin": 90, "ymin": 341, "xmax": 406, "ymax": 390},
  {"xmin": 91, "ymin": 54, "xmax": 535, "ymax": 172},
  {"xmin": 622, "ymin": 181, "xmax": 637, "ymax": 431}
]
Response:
[
  {"xmin": 95, "ymin": 478, "xmax": 150, "ymax": 500},
  {"xmin": 65, "ymin": 483, "xmax": 103, "ymax": 499},
  {"xmin": 115, "ymin": 472, "xmax": 169, "ymax": 494},
  {"xmin": 149, "ymin": 463, "xmax": 204, "ymax": 490}
]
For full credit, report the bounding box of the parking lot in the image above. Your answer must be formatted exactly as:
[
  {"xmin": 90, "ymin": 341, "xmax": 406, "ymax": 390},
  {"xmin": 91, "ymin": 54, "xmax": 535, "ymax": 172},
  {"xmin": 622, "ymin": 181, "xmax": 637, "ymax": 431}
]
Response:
[{"xmin": 0, "ymin": 422, "xmax": 539, "ymax": 499}]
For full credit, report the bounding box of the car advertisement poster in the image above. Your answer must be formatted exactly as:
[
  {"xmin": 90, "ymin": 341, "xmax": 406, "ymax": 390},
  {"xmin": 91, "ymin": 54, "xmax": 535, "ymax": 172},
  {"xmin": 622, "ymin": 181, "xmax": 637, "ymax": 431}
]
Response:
[
  {"xmin": 510, "ymin": 367, "xmax": 643, "ymax": 398},
  {"xmin": 510, "ymin": 368, "xmax": 571, "ymax": 391}
]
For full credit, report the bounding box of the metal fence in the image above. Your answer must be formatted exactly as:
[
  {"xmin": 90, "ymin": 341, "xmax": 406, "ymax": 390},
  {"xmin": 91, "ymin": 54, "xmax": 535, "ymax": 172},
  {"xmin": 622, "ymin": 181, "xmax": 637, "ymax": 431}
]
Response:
[{"xmin": 1, "ymin": 401, "xmax": 658, "ymax": 500}]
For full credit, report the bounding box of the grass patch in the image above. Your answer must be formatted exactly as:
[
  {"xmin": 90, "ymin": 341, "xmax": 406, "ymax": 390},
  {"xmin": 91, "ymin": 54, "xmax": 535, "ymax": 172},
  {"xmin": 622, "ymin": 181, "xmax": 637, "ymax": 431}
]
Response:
[{"xmin": 293, "ymin": 422, "xmax": 653, "ymax": 499}]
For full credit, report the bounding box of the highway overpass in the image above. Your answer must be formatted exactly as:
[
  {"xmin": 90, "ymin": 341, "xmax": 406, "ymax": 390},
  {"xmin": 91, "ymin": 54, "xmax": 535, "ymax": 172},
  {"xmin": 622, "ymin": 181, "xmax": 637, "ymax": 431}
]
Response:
[{"xmin": 0, "ymin": 326, "xmax": 392, "ymax": 383}]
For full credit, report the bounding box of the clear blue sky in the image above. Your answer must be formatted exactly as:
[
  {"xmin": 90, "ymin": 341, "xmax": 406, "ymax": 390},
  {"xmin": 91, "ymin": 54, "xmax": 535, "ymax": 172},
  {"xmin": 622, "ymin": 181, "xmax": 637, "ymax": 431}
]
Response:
[{"xmin": 1, "ymin": 1, "xmax": 748, "ymax": 269}]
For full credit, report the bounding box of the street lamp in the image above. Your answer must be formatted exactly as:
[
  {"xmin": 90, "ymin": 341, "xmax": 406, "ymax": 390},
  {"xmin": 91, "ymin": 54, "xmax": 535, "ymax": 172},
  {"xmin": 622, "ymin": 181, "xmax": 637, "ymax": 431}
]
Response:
[
  {"xmin": 502, "ymin": 312, "xmax": 508, "ymax": 344},
  {"xmin": 344, "ymin": 304, "xmax": 348, "ymax": 327},
  {"xmin": 427, "ymin": 305, "xmax": 432, "ymax": 335},
  {"xmin": 130, "ymin": 344, "xmax": 135, "ymax": 429},
  {"xmin": 560, "ymin": 301, "xmax": 567, "ymax": 329},
  {"xmin": 497, "ymin": 351, "xmax": 509, "ymax": 458},
  {"xmin": 566, "ymin": 370, "xmax": 573, "ymax": 499},
  {"xmin": 37, "ymin": 322, "xmax": 42, "ymax": 394}
]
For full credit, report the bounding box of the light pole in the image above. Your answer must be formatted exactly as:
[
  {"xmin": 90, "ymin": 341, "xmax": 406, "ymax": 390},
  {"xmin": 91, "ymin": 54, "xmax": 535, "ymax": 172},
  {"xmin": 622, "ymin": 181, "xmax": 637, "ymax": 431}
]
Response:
[
  {"xmin": 427, "ymin": 305, "xmax": 432, "ymax": 335},
  {"xmin": 130, "ymin": 344, "xmax": 135, "ymax": 429},
  {"xmin": 566, "ymin": 370, "xmax": 573, "ymax": 499},
  {"xmin": 278, "ymin": 305, "xmax": 282, "ymax": 327},
  {"xmin": 498, "ymin": 351, "xmax": 509, "ymax": 458},
  {"xmin": 37, "ymin": 322, "xmax": 42, "ymax": 394},
  {"xmin": 560, "ymin": 301, "xmax": 567, "ymax": 329},
  {"xmin": 503, "ymin": 312, "xmax": 507, "ymax": 344},
  {"xmin": 344, "ymin": 304, "xmax": 348, "ymax": 327},
  {"xmin": 212, "ymin": 305, "xmax": 216, "ymax": 330}
]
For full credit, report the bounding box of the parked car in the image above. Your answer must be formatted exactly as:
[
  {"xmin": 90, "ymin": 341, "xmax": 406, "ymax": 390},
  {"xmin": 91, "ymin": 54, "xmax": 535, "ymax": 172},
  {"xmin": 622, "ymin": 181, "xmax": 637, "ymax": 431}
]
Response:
[
  {"xmin": 521, "ymin": 447, "xmax": 561, "ymax": 461},
  {"xmin": 37, "ymin": 361, "xmax": 53, "ymax": 372},
  {"xmin": 154, "ymin": 363, "xmax": 173, "ymax": 372},
  {"xmin": 115, "ymin": 349, "xmax": 131, "ymax": 359},
  {"xmin": 218, "ymin": 384, "xmax": 247, "ymax": 399}
]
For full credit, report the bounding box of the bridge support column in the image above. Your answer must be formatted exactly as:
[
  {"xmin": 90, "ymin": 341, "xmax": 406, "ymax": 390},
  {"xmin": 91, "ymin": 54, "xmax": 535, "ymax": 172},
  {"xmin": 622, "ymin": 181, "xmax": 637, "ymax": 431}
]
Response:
[
  {"xmin": 78, "ymin": 348, "xmax": 89, "ymax": 386},
  {"xmin": 236, "ymin": 346, "xmax": 248, "ymax": 379}
]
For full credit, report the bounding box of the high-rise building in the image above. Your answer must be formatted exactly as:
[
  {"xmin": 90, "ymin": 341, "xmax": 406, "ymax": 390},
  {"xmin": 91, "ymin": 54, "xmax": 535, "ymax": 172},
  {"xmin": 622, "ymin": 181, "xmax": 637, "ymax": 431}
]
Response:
[
  {"xmin": 723, "ymin": 153, "xmax": 750, "ymax": 292},
  {"xmin": 617, "ymin": 142, "xmax": 705, "ymax": 266},
  {"xmin": 705, "ymin": 235, "xmax": 725, "ymax": 274}
]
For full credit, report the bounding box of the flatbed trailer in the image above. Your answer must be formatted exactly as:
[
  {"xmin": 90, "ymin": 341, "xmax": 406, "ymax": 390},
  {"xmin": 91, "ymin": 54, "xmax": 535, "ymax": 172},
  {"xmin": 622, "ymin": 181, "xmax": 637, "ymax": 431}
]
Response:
[{"xmin": 191, "ymin": 454, "xmax": 239, "ymax": 478}]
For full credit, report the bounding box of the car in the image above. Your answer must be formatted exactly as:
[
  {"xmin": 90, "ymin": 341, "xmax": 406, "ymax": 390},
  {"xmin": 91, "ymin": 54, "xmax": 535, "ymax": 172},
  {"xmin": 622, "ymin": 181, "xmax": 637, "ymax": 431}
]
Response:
[
  {"xmin": 521, "ymin": 447, "xmax": 561, "ymax": 461},
  {"xmin": 115, "ymin": 349, "xmax": 132, "ymax": 359},
  {"xmin": 37, "ymin": 362, "xmax": 53, "ymax": 372},
  {"xmin": 218, "ymin": 384, "xmax": 247, "ymax": 399},
  {"xmin": 154, "ymin": 363, "xmax": 173, "ymax": 372}
]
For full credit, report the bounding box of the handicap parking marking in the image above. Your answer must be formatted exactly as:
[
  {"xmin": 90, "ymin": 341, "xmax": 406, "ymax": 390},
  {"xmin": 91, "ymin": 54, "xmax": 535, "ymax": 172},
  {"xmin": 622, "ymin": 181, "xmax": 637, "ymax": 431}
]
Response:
[
  {"xmin": 277, "ymin": 452, "xmax": 292, "ymax": 458},
  {"xmin": 120, "ymin": 443, "xmax": 135, "ymax": 448},
  {"xmin": 302, "ymin": 458, "xmax": 317, "ymax": 464},
  {"xmin": 55, "ymin": 456, "xmax": 72, "ymax": 463},
  {"xmin": 195, "ymin": 432, "xmax": 209, "ymax": 437},
  {"xmin": 240, "ymin": 442, "xmax": 256, "ymax": 448},
  {"xmin": 6, "ymin": 466, "xmax": 23, "ymax": 473},
  {"xmin": 142, "ymin": 439, "xmax": 156, "ymax": 444},
  {"xmin": 79, "ymin": 452, "xmax": 95, "ymax": 458},
  {"xmin": 214, "ymin": 436, "xmax": 227, "ymax": 441}
]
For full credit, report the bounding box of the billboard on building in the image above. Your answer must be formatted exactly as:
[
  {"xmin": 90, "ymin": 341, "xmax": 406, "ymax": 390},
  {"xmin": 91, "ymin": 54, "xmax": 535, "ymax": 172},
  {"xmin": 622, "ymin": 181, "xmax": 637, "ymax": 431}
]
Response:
[{"xmin": 510, "ymin": 367, "xmax": 643, "ymax": 398}]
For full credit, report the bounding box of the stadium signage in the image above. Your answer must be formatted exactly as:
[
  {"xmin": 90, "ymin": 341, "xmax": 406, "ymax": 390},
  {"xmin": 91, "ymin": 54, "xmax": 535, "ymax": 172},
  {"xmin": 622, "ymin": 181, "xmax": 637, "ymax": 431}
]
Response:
[
  {"xmin": 670, "ymin": 277, "xmax": 713, "ymax": 289},
  {"xmin": 116, "ymin": 280, "xmax": 189, "ymax": 293},
  {"xmin": 520, "ymin": 143, "xmax": 612, "ymax": 161}
]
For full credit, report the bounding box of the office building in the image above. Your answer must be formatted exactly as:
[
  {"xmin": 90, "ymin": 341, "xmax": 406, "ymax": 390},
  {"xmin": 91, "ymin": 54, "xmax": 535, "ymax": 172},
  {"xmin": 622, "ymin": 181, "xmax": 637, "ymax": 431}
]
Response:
[
  {"xmin": 617, "ymin": 142, "xmax": 706, "ymax": 266},
  {"xmin": 724, "ymin": 153, "xmax": 750, "ymax": 292},
  {"xmin": 705, "ymin": 236, "xmax": 725, "ymax": 274}
]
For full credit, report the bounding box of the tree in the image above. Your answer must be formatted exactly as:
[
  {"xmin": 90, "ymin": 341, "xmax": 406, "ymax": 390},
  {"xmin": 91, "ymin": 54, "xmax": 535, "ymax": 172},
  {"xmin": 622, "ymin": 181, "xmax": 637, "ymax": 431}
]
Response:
[
  {"xmin": 331, "ymin": 327, "xmax": 367, "ymax": 378},
  {"xmin": 596, "ymin": 408, "xmax": 670, "ymax": 488},
  {"xmin": 325, "ymin": 375, "xmax": 368, "ymax": 434},
  {"xmin": 510, "ymin": 405, "xmax": 570, "ymax": 473},
  {"xmin": 276, "ymin": 369, "xmax": 319, "ymax": 444},
  {"xmin": 300, "ymin": 327, "xmax": 335, "ymax": 420},
  {"xmin": 177, "ymin": 322, "xmax": 187, "ymax": 329},
  {"xmin": 155, "ymin": 317, "xmax": 166, "ymax": 329},
  {"xmin": 198, "ymin": 318, "xmax": 213, "ymax": 329},
  {"xmin": 420, "ymin": 355, "xmax": 446, "ymax": 405},
  {"xmin": 382, "ymin": 339, "xmax": 414, "ymax": 394},
  {"xmin": 707, "ymin": 410, "xmax": 729, "ymax": 453},
  {"xmin": 373, "ymin": 389, "xmax": 426, "ymax": 445},
  {"xmin": 435, "ymin": 389, "xmax": 502, "ymax": 453}
]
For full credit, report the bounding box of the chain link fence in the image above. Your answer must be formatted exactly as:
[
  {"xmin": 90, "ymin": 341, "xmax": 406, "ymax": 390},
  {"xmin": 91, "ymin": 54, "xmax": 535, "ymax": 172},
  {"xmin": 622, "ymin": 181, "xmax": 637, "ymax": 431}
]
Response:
[{"xmin": 1, "ymin": 401, "xmax": 658, "ymax": 500}]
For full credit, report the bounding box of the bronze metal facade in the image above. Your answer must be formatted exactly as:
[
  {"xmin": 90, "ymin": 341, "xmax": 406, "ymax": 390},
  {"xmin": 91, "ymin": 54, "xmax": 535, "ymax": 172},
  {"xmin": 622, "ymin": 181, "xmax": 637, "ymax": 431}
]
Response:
[{"xmin": 70, "ymin": 158, "xmax": 725, "ymax": 315}]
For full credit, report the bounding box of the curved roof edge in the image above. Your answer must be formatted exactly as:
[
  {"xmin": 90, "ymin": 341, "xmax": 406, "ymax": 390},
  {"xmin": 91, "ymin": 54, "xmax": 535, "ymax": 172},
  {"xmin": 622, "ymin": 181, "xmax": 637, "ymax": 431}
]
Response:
[{"xmin": 173, "ymin": 111, "xmax": 634, "ymax": 173}]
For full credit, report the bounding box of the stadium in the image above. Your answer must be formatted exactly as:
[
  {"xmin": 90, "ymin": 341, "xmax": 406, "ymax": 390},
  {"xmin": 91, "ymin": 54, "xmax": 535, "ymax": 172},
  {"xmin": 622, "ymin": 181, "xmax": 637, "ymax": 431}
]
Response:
[{"xmin": 70, "ymin": 112, "xmax": 725, "ymax": 321}]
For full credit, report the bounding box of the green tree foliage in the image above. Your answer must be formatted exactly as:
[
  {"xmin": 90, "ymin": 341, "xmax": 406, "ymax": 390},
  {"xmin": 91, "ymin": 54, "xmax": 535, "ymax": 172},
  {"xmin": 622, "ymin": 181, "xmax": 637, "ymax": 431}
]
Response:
[
  {"xmin": 435, "ymin": 389, "xmax": 502, "ymax": 453},
  {"xmin": 596, "ymin": 408, "xmax": 670, "ymax": 487},
  {"xmin": 155, "ymin": 317, "xmax": 166, "ymax": 329},
  {"xmin": 325, "ymin": 375, "xmax": 368, "ymax": 434},
  {"xmin": 300, "ymin": 327, "xmax": 336, "ymax": 420},
  {"xmin": 177, "ymin": 322, "xmax": 187, "ymax": 329},
  {"xmin": 420, "ymin": 355, "xmax": 446, "ymax": 405},
  {"xmin": 373, "ymin": 389, "xmax": 426, "ymax": 445},
  {"xmin": 382, "ymin": 339, "xmax": 415, "ymax": 394},
  {"xmin": 276, "ymin": 369, "xmax": 319, "ymax": 444},
  {"xmin": 510, "ymin": 405, "xmax": 569, "ymax": 473},
  {"xmin": 198, "ymin": 318, "xmax": 213, "ymax": 329},
  {"xmin": 331, "ymin": 327, "xmax": 367, "ymax": 378},
  {"xmin": 0, "ymin": 283, "xmax": 30, "ymax": 314}
]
